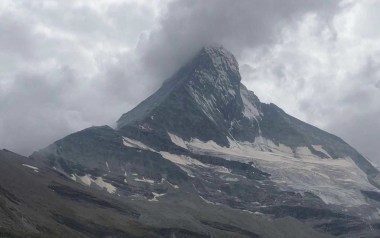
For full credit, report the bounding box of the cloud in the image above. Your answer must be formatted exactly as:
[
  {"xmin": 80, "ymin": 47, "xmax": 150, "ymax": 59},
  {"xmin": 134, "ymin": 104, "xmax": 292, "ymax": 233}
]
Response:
[
  {"xmin": 138, "ymin": 0, "xmax": 339, "ymax": 80},
  {"xmin": 0, "ymin": 0, "xmax": 161, "ymax": 155},
  {"xmin": 241, "ymin": 0, "xmax": 380, "ymax": 161}
]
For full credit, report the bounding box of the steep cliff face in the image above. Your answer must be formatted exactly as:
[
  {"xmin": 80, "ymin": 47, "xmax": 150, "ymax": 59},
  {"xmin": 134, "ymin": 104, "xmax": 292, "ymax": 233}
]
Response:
[
  {"xmin": 30, "ymin": 46, "xmax": 380, "ymax": 237},
  {"xmin": 117, "ymin": 46, "xmax": 248, "ymax": 146}
]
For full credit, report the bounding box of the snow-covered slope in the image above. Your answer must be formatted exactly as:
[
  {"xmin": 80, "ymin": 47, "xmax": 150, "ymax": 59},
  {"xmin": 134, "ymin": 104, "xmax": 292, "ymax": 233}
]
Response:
[{"xmin": 167, "ymin": 134, "xmax": 378, "ymax": 207}]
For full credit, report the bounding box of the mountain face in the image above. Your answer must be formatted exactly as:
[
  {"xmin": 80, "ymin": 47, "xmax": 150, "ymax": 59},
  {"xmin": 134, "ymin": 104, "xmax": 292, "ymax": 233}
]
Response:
[
  {"xmin": 3, "ymin": 46, "xmax": 380, "ymax": 237},
  {"xmin": 117, "ymin": 46, "xmax": 378, "ymax": 180},
  {"xmin": 117, "ymin": 46, "xmax": 247, "ymax": 146}
]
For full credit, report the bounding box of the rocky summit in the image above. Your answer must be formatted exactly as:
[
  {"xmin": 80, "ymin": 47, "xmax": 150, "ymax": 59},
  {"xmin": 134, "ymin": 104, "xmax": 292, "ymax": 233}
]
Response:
[{"xmin": 2, "ymin": 46, "xmax": 380, "ymax": 238}]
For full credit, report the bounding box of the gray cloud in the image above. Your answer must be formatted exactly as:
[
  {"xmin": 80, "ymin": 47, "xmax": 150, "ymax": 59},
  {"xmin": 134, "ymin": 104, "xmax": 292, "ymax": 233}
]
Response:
[
  {"xmin": 0, "ymin": 0, "xmax": 379, "ymax": 165},
  {"xmin": 0, "ymin": 0, "xmax": 160, "ymax": 155},
  {"xmin": 241, "ymin": 0, "xmax": 380, "ymax": 161},
  {"xmin": 138, "ymin": 0, "xmax": 339, "ymax": 80}
]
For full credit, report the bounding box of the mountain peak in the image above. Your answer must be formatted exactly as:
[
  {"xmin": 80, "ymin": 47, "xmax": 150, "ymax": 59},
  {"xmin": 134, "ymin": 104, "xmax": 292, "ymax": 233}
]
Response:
[
  {"xmin": 200, "ymin": 45, "xmax": 239, "ymax": 75},
  {"xmin": 116, "ymin": 45, "xmax": 256, "ymax": 146}
]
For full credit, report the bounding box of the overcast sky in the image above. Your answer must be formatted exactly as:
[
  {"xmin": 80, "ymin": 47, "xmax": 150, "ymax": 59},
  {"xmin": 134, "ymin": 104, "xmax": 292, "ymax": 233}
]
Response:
[{"xmin": 0, "ymin": 0, "xmax": 379, "ymax": 163}]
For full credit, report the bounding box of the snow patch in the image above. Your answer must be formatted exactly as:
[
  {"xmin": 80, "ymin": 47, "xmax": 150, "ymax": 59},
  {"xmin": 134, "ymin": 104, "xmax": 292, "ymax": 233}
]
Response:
[
  {"xmin": 149, "ymin": 192, "xmax": 166, "ymax": 202},
  {"xmin": 167, "ymin": 181, "xmax": 179, "ymax": 189},
  {"xmin": 22, "ymin": 164, "xmax": 39, "ymax": 172},
  {"xmin": 228, "ymin": 88, "xmax": 236, "ymax": 96},
  {"xmin": 240, "ymin": 86, "xmax": 260, "ymax": 120},
  {"xmin": 159, "ymin": 151, "xmax": 207, "ymax": 167},
  {"xmin": 199, "ymin": 195, "xmax": 220, "ymax": 205},
  {"xmin": 78, "ymin": 174, "xmax": 92, "ymax": 186},
  {"xmin": 168, "ymin": 133, "xmax": 188, "ymax": 149},
  {"xmin": 311, "ymin": 145, "xmax": 331, "ymax": 158},
  {"xmin": 76, "ymin": 174, "xmax": 116, "ymax": 194},
  {"xmin": 295, "ymin": 146, "xmax": 315, "ymax": 159},
  {"xmin": 159, "ymin": 151, "xmax": 209, "ymax": 177},
  {"xmin": 70, "ymin": 174, "xmax": 77, "ymax": 181},
  {"xmin": 216, "ymin": 166, "xmax": 231, "ymax": 174},
  {"xmin": 93, "ymin": 177, "xmax": 117, "ymax": 194},
  {"xmin": 122, "ymin": 137, "xmax": 155, "ymax": 152},
  {"xmin": 134, "ymin": 177, "xmax": 155, "ymax": 184},
  {"xmin": 105, "ymin": 161, "xmax": 111, "ymax": 172}
]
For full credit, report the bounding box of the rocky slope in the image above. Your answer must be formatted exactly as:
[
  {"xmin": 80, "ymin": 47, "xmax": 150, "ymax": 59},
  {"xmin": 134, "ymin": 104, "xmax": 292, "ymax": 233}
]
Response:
[{"xmin": 0, "ymin": 149, "xmax": 332, "ymax": 238}]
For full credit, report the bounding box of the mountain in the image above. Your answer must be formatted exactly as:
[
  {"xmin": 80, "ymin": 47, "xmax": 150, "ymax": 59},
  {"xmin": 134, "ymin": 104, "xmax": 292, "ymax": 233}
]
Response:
[{"xmin": 2, "ymin": 46, "xmax": 380, "ymax": 237}]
